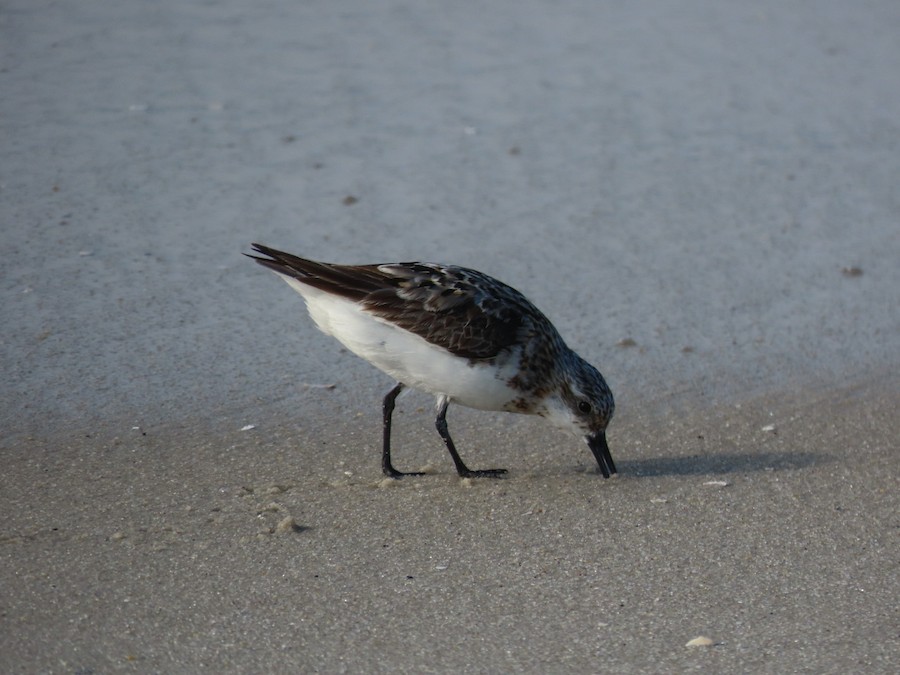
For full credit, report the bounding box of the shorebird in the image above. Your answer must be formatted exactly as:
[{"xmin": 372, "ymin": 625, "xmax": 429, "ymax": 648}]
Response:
[{"xmin": 246, "ymin": 244, "xmax": 616, "ymax": 479}]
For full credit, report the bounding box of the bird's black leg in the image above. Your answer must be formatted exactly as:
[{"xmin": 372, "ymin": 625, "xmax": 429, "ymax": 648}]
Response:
[
  {"xmin": 382, "ymin": 382, "xmax": 424, "ymax": 478},
  {"xmin": 434, "ymin": 396, "xmax": 507, "ymax": 478}
]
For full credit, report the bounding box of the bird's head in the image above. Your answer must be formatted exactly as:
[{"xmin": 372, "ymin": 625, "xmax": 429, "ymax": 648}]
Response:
[{"xmin": 542, "ymin": 356, "xmax": 616, "ymax": 477}]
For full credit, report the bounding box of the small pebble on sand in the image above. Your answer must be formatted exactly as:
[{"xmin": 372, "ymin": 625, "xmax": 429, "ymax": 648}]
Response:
[{"xmin": 685, "ymin": 636, "xmax": 715, "ymax": 647}]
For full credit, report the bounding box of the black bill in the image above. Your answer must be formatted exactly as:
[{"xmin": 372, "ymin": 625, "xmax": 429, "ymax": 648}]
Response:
[{"xmin": 587, "ymin": 431, "xmax": 617, "ymax": 478}]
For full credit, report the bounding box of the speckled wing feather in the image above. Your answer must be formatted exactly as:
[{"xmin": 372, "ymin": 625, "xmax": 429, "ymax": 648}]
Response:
[
  {"xmin": 362, "ymin": 263, "xmax": 535, "ymax": 359},
  {"xmin": 246, "ymin": 244, "xmax": 535, "ymax": 359}
]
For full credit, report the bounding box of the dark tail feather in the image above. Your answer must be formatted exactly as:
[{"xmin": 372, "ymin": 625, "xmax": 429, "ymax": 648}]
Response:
[
  {"xmin": 245, "ymin": 243, "xmax": 389, "ymax": 300},
  {"xmin": 244, "ymin": 243, "xmax": 332, "ymax": 280}
]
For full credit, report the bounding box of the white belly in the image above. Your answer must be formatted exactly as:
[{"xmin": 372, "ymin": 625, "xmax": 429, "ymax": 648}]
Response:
[{"xmin": 281, "ymin": 277, "xmax": 520, "ymax": 411}]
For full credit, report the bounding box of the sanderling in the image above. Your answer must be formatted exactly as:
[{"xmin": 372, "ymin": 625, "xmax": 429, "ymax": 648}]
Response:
[{"xmin": 246, "ymin": 244, "xmax": 616, "ymax": 479}]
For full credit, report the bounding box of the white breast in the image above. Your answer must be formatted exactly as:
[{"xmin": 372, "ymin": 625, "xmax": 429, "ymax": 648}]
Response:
[{"xmin": 278, "ymin": 275, "xmax": 521, "ymax": 411}]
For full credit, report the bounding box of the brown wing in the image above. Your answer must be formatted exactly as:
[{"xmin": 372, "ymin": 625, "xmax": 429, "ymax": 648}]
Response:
[
  {"xmin": 246, "ymin": 244, "xmax": 533, "ymax": 359},
  {"xmin": 362, "ymin": 263, "xmax": 531, "ymax": 359}
]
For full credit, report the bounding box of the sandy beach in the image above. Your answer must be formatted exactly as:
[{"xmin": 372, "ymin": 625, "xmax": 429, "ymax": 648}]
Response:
[{"xmin": 2, "ymin": 1, "xmax": 898, "ymax": 672}]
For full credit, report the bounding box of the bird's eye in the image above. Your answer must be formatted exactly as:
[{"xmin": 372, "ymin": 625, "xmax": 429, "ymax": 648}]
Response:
[{"xmin": 577, "ymin": 401, "xmax": 592, "ymax": 414}]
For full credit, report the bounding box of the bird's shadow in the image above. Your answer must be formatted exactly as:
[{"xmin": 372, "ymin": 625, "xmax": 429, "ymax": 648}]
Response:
[{"xmin": 614, "ymin": 450, "xmax": 827, "ymax": 478}]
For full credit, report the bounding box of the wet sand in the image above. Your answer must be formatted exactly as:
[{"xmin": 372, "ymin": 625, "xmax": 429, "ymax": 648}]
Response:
[{"xmin": 2, "ymin": 378, "xmax": 897, "ymax": 672}]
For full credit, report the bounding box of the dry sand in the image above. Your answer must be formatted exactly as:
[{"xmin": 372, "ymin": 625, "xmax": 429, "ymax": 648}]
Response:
[{"xmin": 2, "ymin": 1, "xmax": 899, "ymax": 672}]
